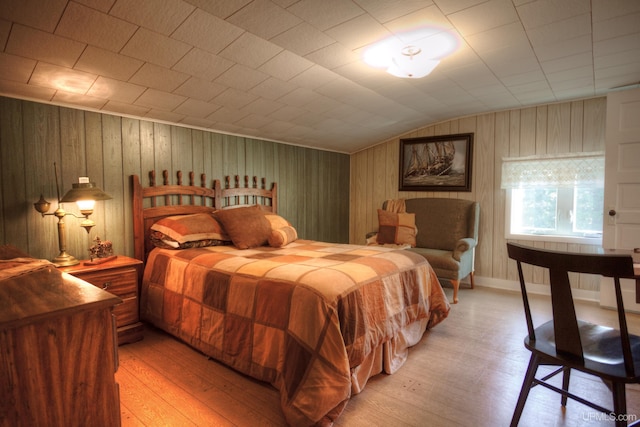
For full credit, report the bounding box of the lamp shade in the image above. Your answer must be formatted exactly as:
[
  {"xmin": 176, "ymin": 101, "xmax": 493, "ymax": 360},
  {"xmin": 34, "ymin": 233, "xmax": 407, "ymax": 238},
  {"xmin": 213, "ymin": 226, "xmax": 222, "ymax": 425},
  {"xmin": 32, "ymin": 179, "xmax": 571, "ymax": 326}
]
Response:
[{"xmin": 61, "ymin": 182, "xmax": 112, "ymax": 203}]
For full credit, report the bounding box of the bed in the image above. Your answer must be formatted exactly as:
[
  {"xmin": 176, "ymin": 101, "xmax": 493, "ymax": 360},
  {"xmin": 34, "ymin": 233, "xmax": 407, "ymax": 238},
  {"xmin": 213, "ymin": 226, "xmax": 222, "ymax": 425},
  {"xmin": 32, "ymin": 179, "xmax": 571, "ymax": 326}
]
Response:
[{"xmin": 132, "ymin": 171, "xmax": 450, "ymax": 426}]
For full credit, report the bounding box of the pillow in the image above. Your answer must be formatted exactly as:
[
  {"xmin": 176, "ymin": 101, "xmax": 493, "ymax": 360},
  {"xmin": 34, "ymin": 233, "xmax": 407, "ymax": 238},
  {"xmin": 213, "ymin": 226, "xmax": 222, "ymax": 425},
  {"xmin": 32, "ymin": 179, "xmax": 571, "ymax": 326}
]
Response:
[
  {"xmin": 268, "ymin": 225, "xmax": 298, "ymax": 247},
  {"xmin": 214, "ymin": 205, "xmax": 272, "ymax": 249},
  {"xmin": 264, "ymin": 212, "xmax": 291, "ymax": 230},
  {"xmin": 150, "ymin": 213, "xmax": 230, "ymax": 249},
  {"xmin": 376, "ymin": 209, "xmax": 417, "ymax": 247}
]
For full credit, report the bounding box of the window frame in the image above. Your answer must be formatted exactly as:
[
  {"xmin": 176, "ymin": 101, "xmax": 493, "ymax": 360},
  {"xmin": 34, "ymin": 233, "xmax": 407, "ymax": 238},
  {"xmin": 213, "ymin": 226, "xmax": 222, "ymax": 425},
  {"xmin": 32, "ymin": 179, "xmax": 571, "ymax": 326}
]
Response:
[{"xmin": 505, "ymin": 188, "xmax": 603, "ymax": 245}]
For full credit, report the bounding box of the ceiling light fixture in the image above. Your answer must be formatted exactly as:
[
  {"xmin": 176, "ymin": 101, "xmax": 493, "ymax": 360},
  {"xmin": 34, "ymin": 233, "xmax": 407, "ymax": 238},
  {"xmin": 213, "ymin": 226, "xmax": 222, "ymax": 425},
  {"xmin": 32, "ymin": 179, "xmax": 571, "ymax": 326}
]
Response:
[{"xmin": 363, "ymin": 27, "xmax": 458, "ymax": 79}]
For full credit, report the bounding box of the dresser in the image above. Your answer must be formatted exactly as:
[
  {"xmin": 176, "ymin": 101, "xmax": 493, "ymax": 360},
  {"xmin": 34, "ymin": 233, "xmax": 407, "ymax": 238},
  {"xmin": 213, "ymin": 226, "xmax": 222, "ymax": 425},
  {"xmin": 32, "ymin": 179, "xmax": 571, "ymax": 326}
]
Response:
[
  {"xmin": 60, "ymin": 256, "xmax": 144, "ymax": 345},
  {"xmin": 0, "ymin": 264, "xmax": 121, "ymax": 427}
]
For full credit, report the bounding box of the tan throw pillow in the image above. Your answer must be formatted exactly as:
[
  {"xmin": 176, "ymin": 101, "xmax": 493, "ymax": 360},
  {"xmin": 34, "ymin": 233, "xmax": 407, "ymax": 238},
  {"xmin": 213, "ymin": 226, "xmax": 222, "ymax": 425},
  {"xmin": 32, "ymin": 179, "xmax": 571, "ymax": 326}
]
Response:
[
  {"xmin": 376, "ymin": 209, "xmax": 417, "ymax": 247},
  {"xmin": 268, "ymin": 225, "xmax": 298, "ymax": 247},
  {"xmin": 150, "ymin": 213, "xmax": 230, "ymax": 248},
  {"xmin": 214, "ymin": 205, "xmax": 272, "ymax": 249},
  {"xmin": 264, "ymin": 212, "xmax": 291, "ymax": 229}
]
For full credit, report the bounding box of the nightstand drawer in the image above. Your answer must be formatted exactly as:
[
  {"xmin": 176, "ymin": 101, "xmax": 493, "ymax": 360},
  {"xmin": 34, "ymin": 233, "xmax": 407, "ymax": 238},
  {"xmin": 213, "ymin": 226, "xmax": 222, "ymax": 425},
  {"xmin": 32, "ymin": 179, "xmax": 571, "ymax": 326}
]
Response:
[
  {"xmin": 75, "ymin": 268, "xmax": 137, "ymax": 299},
  {"xmin": 59, "ymin": 256, "xmax": 143, "ymax": 345},
  {"xmin": 113, "ymin": 297, "xmax": 138, "ymax": 326}
]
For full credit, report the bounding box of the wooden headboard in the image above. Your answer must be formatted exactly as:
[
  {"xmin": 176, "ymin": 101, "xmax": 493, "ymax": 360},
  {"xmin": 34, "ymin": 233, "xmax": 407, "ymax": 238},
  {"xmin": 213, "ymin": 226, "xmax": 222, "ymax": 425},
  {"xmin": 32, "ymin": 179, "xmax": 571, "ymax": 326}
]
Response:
[{"xmin": 132, "ymin": 170, "xmax": 277, "ymax": 263}]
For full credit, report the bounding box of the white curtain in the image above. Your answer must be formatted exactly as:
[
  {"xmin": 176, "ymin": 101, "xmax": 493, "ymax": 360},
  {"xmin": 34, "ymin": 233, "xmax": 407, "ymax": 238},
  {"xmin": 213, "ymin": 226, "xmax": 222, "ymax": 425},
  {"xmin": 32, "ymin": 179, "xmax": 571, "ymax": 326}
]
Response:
[{"xmin": 501, "ymin": 152, "xmax": 604, "ymax": 189}]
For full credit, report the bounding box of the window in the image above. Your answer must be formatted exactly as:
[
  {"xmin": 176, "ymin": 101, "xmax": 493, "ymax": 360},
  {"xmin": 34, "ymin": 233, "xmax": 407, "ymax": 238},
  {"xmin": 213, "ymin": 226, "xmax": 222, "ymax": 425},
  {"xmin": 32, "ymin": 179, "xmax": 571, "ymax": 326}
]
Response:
[{"xmin": 502, "ymin": 153, "xmax": 604, "ymax": 243}]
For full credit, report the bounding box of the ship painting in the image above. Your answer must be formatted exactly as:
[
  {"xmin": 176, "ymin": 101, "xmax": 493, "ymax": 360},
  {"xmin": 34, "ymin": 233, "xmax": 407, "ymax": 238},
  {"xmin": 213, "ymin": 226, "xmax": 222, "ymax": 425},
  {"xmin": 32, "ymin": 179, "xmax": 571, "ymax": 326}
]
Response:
[
  {"xmin": 404, "ymin": 141, "xmax": 455, "ymax": 178},
  {"xmin": 400, "ymin": 134, "xmax": 474, "ymax": 191}
]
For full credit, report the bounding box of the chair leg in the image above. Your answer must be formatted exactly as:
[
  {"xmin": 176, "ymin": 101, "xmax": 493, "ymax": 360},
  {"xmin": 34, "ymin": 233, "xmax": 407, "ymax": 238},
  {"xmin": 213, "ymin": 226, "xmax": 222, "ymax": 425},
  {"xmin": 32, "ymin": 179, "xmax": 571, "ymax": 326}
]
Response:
[
  {"xmin": 561, "ymin": 368, "xmax": 571, "ymax": 406},
  {"xmin": 511, "ymin": 353, "xmax": 541, "ymax": 427},
  {"xmin": 469, "ymin": 271, "xmax": 475, "ymax": 289},
  {"xmin": 451, "ymin": 279, "xmax": 459, "ymax": 304},
  {"xmin": 612, "ymin": 382, "xmax": 627, "ymax": 427}
]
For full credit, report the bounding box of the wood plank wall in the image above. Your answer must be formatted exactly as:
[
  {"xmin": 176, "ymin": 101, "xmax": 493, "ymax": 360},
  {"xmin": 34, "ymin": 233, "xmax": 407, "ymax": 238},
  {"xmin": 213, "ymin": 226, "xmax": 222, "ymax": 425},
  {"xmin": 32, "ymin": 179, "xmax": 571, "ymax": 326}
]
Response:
[
  {"xmin": 0, "ymin": 97, "xmax": 350, "ymax": 261},
  {"xmin": 349, "ymin": 97, "xmax": 607, "ymax": 291}
]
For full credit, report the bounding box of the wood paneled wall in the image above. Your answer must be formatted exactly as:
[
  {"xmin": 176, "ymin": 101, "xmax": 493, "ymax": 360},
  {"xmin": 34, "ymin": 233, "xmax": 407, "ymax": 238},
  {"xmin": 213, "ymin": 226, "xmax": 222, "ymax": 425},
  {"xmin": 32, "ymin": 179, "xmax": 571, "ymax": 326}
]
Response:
[
  {"xmin": 0, "ymin": 97, "xmax": 349, "ymax": 261},
  {"xmin": 350, "ymin": 97, "xmax": 607, "ymax": 291}
]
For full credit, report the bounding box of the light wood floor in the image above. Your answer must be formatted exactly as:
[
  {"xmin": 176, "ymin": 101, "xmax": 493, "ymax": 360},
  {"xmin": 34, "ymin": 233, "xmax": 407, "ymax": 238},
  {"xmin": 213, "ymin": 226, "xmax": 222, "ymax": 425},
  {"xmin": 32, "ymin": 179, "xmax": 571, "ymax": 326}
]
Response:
[{"xmin": 116, "ymin": 286, "xmax": 640, "ymax": 426}]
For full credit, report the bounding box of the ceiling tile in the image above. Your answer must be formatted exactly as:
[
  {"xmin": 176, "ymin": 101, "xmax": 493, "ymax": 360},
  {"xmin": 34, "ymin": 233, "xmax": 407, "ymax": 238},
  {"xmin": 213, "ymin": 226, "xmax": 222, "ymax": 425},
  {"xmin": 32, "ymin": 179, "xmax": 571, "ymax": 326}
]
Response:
[
  {"xmin": 135, "ymin": 88, "xmax": 186, "ymax": 110},
  {"xmin": 526, "ymin": 13, "xmax": 591, "ymax": 47},
  {"xmin": 87, "ymin": 76, "xmax": 145, "ymax": 103},
  {"xmin": 104, "ymin": 99, "xmax": 150, "ymax": 117},
  {"xmin": 52, "ymin": 91, "xmax": 107, "ymax": 110},
  {"xmin": 325, "ymin": 13, "xmax": 390, "ymax": 50},
  {"xmin": 6, "ymin": 24, "xmax": 85, "ymax": 68},
  {"xmin": 226, "ymin": 0, "xmax": 302, "ymax": 39},
  {"xmin": 270, "ymin": 22, "xmax": 335, "ymax": 56},
  {"xmin": 517, "ymin": 0, "xmax": 590, "ymax": 29},
  {"xmin": 304, "ymin": 43, "xmax": 359, "ymax": 70},
  {"xmin": 533, "ymin": 34, "xmax": 592, "ymax": 62},
  {"xmin": 129, "ymin": 63, "xmax": 189, "ymax": 92},
  {"xmin": 183, "ymin": 0, "xmax": 253, "ymax": 20},
  {"xmin": 173, "ymin": 98, "xmax": 220, "ymax": 118},
  {"xmin": 75, "ymin": 46, "xmax": 143, "ymax": 81},
  {"xmin": 287, "ymin": 0, "xmax": 364, "ymax": 31},
  {"xmin": 0, "ymin": 78, "xmax": 56, "ymax": 101},
  {"xmin": 354, "ymin": 0, "xmax": 432, "ymax": 23},
  {"xmin": 30, "ymin": 62, "xmax": 97, "ymax": 94},
  {"xmin": 593, "ymin": 12, "xmax": 640, "ymax": 41},
  {"xmin": 109, "ymin": 0, "xmax": 195, "ymax": 35},
  {"xmin": 145, "ymin": 108, "xmax": 185, "ymax": 123},
  {"xmin": 447, "ymin": 0, "xmax": 519, "ymax": 36},
  {"xmin": 592, "ymin": 0, "xmax": 640, "ymax": 21},
  {"xmin": 206, "ymin": 106, "xmax": 249, "ymax": 123},
  {"xmin": 0, "ymin": 0, "xmax": 67, "ymax": 32},
  {"xmin": 121, "ymin": 27, "xmax": 191, "ymax": 68},
  {"xmin": 214, "ymin": 64, "xmax": 269, "ymax": 91},
  {"xmin": 258, "ymin": 50, "xmax": 314, "ymax": 81},
  {"xmin": 0, "ymin": 53, "xmax": 36, "ymax": 83},
  {"xmin": 218, "ymin": 32, "xmax": 283, "ymax": 68},
  {"xmin": 172, "ymin": 8, "xmax": 244, "ymax": 55},
  {"xmin": 172, "ymin": 48, "xmax": 235, "ymax": 82},
  {"xmin": 249, "ymin": 77, "xmax": 297, "ymax": 100},
  {"xmin": 74, "ymin": 0, "xmax": 117, "ymax": 13},
  {"xmin": 55, "ymin": 1, "xmax": 137, "ymax": 52},
  {"xmin": 432, "ymin": 0, "xmax": 488, "ymax": 15},
  {"xmin": 240, "ymin": 97, "xmax": 285, "ymax": 116},
  {"xmin": 173, "ymin": 77, "xmax": 226, "ymax": 102},
  {"xmin": 384, "ymin": 4, "xmax": 452, "ymax": 34},
  {"xmin": 212, "ymin": 87, "xmax": 258, "ymax": 109}
]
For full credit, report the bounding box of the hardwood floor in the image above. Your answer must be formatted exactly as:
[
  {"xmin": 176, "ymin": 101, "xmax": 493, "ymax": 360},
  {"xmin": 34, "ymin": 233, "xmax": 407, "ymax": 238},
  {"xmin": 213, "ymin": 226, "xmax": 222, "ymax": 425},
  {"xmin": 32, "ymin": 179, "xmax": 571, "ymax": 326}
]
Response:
[{"xmin": 116, "ymin": 286, "xmax": 640, "ymax": 426}]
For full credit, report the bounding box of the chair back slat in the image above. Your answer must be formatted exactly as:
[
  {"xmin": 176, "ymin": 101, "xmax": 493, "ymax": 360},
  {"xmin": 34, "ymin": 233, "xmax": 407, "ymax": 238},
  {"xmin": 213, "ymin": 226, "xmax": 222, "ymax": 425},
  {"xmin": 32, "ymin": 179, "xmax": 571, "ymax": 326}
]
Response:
[{"xmin": 548, "ymin": 268, "xmax": 582, "ymax": 359}]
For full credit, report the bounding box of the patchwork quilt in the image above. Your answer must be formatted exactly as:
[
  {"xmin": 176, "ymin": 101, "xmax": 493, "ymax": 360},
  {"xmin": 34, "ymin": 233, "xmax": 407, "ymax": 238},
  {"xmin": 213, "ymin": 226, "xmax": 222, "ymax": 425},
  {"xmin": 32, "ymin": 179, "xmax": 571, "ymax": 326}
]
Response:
[{"xmin": 141, "ymin": 240, "xmax": 450, "ymax": 425}]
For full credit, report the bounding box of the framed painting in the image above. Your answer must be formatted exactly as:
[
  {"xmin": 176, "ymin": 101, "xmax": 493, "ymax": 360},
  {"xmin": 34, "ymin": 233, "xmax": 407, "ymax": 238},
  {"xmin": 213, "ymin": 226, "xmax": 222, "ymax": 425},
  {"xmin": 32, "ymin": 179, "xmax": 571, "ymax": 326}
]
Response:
[{"xmin": 399, "ymin": 133, "xmax": 473, "ymax": 191}]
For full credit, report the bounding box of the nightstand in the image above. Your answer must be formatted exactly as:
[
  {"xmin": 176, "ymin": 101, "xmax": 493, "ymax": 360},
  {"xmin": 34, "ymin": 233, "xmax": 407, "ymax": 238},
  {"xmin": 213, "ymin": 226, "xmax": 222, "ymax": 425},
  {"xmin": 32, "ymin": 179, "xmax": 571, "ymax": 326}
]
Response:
[{"xmin": 60, "ymin": 256, "xmax": 143, "ymax": 345}]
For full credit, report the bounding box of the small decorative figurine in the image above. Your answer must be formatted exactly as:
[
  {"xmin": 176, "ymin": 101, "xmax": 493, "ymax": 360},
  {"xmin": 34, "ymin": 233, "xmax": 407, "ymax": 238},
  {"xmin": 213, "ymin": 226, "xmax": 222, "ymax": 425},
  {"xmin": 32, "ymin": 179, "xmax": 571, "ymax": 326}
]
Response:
[{"xmin": 86, "ymin": 236, "xmax": 116, "ymax": 264}]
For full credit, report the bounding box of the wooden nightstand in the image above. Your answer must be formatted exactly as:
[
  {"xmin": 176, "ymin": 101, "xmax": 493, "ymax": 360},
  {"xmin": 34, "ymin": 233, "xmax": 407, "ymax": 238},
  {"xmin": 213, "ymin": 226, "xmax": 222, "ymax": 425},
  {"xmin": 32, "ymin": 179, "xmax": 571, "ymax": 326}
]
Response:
[{"xmin": 60, "ymin": 256, "xmax": 143, "ymax": 345}]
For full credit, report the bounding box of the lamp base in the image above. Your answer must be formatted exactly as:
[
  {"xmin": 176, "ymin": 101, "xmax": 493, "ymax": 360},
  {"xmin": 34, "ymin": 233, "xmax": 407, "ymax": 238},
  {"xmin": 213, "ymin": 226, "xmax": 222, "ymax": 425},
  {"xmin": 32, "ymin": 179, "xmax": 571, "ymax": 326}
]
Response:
[{"xmin": 53, "ymin": 252, "xmax": 79, "ymax": 267}]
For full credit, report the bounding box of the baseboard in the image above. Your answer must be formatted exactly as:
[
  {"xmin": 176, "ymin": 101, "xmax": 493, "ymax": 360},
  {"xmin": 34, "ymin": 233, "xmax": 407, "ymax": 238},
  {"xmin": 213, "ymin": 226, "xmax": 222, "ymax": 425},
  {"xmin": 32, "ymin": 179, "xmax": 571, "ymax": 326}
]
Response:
[{"xmin": 470, "ymin": 275, "xmax": 600, "ymax": 303}]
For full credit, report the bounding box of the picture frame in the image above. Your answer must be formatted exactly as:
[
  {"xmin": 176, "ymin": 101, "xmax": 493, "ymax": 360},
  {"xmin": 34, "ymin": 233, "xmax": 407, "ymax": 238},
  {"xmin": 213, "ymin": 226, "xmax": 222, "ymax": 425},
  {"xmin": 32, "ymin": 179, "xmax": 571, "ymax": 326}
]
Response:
[{"xmin": 399, "ymin": 133, "xmax": 474, "ymax": 192}]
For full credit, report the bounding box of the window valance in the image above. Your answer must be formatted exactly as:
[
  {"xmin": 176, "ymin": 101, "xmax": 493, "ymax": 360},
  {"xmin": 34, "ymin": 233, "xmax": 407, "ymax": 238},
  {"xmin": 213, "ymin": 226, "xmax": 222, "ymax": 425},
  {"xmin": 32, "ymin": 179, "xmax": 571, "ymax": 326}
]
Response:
[{"xmin": 501, "ymin": 152, "xmax": 604, "ymax": 189}]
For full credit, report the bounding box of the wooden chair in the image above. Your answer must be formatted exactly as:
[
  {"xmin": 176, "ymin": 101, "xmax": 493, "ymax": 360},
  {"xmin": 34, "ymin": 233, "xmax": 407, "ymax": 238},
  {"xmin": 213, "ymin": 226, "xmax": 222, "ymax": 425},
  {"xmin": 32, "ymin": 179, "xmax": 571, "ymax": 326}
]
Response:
[{"xmin": 507, "ymin": 243, "xmax": 640, "ymax": 427}]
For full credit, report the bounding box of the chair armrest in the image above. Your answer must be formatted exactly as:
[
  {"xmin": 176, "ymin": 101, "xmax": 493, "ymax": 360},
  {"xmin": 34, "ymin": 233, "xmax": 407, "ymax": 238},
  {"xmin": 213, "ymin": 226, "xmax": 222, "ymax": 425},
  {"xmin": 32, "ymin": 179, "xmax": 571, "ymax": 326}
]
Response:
[{"xmin": 453, "ymin": 238, "xmax": 477, "ymax": 261}]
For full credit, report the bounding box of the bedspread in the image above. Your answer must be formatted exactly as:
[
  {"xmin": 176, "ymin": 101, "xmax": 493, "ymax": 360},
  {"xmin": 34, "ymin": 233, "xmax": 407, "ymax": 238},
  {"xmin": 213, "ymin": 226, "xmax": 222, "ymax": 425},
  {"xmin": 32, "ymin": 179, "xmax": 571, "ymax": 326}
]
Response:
[{"xmin": 141, "ymin": 240, "xmax": 450, "ymax": 426}]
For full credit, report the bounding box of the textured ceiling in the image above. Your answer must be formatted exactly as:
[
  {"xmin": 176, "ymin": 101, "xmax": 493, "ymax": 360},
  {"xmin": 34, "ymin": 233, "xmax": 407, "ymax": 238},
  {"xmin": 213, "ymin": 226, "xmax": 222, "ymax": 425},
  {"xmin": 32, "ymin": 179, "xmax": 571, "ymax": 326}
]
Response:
[{"xmin": 1, "ymin": 0, "xmax": 639, "ymax": 153}]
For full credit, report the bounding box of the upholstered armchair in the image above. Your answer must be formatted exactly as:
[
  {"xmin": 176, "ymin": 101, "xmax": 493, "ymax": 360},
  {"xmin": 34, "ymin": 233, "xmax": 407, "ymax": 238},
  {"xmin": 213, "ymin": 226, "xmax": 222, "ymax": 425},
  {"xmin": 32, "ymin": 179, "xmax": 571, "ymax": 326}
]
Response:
[{"xmin": 371, "ymin": 198, "xmax": 480, "ymax": 303}]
